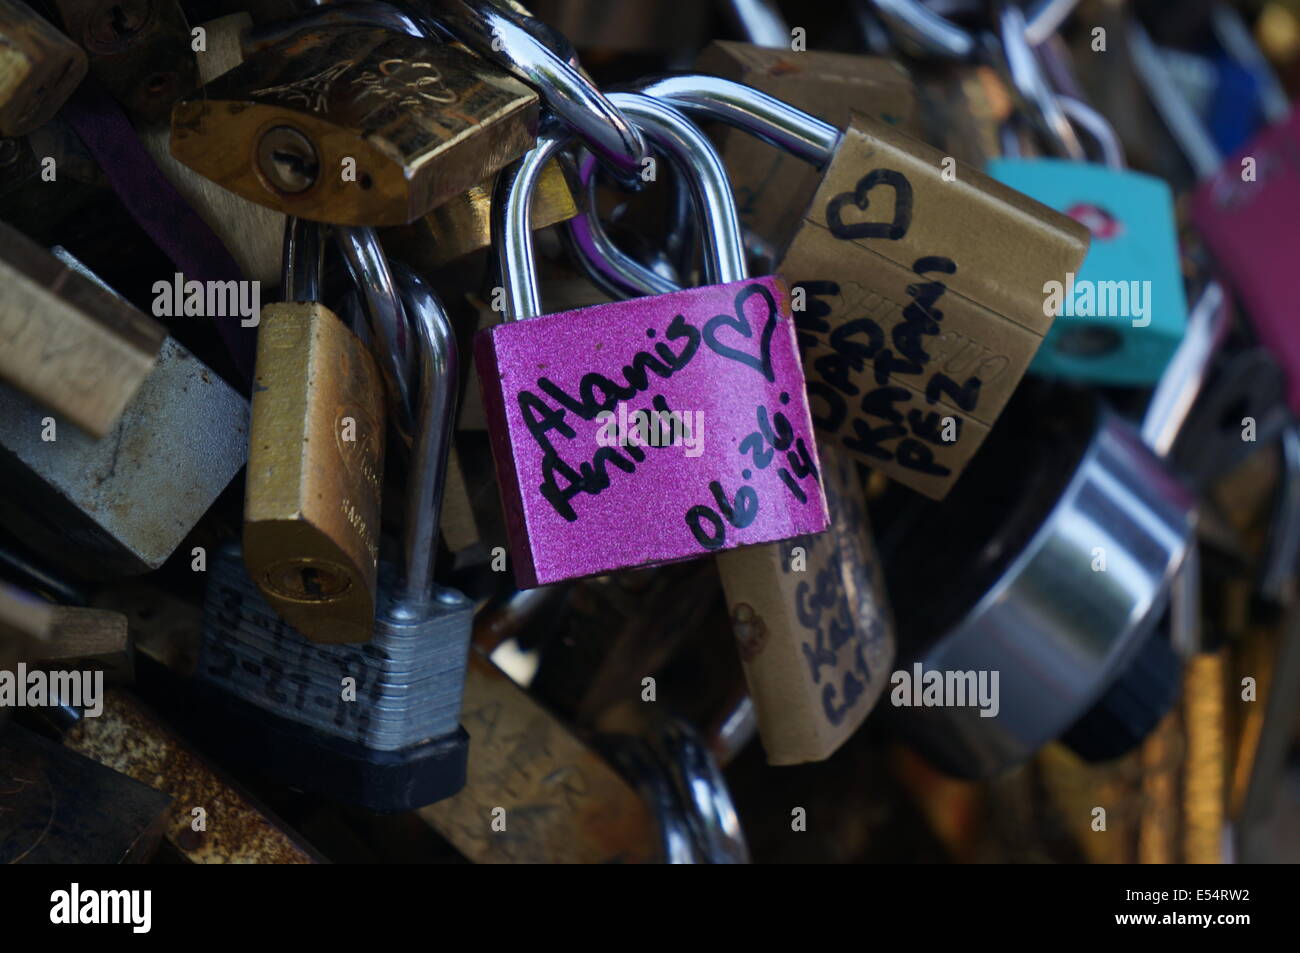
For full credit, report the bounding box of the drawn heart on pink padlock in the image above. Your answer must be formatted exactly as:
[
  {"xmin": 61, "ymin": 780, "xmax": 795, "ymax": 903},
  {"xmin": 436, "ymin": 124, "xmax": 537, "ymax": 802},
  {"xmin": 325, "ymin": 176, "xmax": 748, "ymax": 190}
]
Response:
[
  {"xmin": 824, "ymin": 168, "xmax": 913, "ymax": 242},
  {"xmin": 702, "ymin": 282, "xmax": 780, "ymax": 382}
]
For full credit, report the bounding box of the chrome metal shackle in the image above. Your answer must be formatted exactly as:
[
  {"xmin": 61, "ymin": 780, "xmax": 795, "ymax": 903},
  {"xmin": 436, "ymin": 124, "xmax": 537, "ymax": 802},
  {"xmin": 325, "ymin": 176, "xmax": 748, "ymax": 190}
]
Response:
[
  {"xmin": 388, "ymin": 262, "xmax": 459, "ymax": 611},
  {"xmin": 434, "ymin": 0, "xmax": 649, "ymax": 187},
  {"xmin": 336, "ymin": 227, "xmax": 415, "ymax": 441},
  {"xmin": 499, "ymin": 93, "xmax": 746, "ymax": 318}
]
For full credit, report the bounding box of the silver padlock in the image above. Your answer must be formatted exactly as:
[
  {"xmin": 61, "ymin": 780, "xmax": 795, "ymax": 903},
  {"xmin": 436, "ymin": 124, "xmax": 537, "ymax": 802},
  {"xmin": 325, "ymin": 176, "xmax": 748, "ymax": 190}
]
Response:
[
  {"xmin": 195, "ymin": 232, "xmax": 474, "ymax": 812},
  {"xmin": 0, "ymin": 249, "xmax": 248, "ymax": 580}
]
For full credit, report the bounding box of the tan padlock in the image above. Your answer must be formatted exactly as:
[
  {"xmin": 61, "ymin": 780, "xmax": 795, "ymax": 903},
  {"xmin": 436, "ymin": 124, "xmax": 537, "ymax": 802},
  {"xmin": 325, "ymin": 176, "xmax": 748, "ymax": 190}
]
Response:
[
  {"xmin": 716, "ymin": 443, "xmax": 895, "ymax": 764},
  {"xmin": 0, "ymin": 0, "xmax": 87, "ymax": 136},
  {"xmin": 778, "ymin": 113, "xmax": 1090, "ymax": 498},
  {"xmin": 0, "ymin": 219, "xmax": 166, "ymax": 438}
]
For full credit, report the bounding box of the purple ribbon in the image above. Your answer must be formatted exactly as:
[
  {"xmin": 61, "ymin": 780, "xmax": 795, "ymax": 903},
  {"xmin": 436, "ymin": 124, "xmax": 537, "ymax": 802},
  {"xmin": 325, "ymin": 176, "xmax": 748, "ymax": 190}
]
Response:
[{"xmin": 60, "ymin": 80, "xmax": 256, "ymax": 382}]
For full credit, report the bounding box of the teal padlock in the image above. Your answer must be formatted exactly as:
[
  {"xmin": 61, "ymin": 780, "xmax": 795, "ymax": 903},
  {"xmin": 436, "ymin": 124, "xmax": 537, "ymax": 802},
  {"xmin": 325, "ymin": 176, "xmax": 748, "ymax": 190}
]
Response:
[{"xmin": 986, "ymin": 159, "xmax": 1187, "ymax": 386}]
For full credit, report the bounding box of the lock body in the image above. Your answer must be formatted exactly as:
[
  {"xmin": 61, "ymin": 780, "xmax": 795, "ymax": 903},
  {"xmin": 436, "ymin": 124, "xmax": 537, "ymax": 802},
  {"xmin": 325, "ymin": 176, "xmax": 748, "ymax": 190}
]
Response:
[
  {"xmin": 0, "ymin": 0, "xmax": 87, "ymax": 136},
  {"xmin": 0, "ymin": 336, "xmax": 249, "ymax": 578},
  {"xmin": 1190, "ymin": 106, "xmax": 1300, "ymax": 413},
  {"xmin": 244, "ymin": 302, "xmax": 386, "ymax": 644},
  {"xmin": 53, "ymin": 0, "xmax": 197, "ymax": 121},
  {"xmin": 171, "ymin": 27, "xmax": 539, "ymax": 226},
  {"xmin": 202, "ymin": 545, "xmax": 473, "ymax": 750},
  {"xmin": 196, "ymin": 544, "xmax": 471, "ymax": 810},
  {"xmin": 717, "ymin": 442, "xmax": 895, "ymax": 764},
  {"xmin": 778, "ymin": 113, "xmax": 1090, "ymax": 498},
  {"xmin": 987, "ymin": 159, "xmax": 1187, "ymax": 385},
  {"xmin": 0, "ymin": 220, "xmax": 166, "ymax": 438},
  {"xmin": 138, "ymin": 13, "xmax": 286, "ymax": 288},
  {"xmin": 475, "ymin": 276, "xmax": 829, "ymax": 588}
]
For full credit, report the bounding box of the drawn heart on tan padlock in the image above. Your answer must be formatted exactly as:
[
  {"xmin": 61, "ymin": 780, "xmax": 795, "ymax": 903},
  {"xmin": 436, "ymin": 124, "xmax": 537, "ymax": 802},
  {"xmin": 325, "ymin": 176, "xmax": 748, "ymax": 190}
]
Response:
[
  {"xmin": 824, "ymin": 168, "xmax": 914, "ymax": 241},
  {"xmin": 702, "ymin": 282, "xmax": 780, "ymax": 383}
]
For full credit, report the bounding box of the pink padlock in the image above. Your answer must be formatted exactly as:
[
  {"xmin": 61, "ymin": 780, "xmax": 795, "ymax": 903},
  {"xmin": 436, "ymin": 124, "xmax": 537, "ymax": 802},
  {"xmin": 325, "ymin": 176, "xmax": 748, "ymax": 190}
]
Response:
[
  {"xmin": 475, "ymin": 100, "xmax": 829, "ymax": 588},
  {"xmin": 1190, "ymin": 106, "xmax": 1300, "ymax": 413}
]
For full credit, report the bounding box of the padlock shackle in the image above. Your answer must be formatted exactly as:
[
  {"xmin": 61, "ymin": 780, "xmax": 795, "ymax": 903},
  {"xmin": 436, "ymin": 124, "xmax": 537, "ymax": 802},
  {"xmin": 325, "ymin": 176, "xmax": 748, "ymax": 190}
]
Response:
[
  {"xmin": 868, "ymin": 0, "xmax": 1079, "ymax": 58},
  {"xmin": 336, "ymin": 227, "xmax": 416, "ymax": 441},
  {"xmin": 631, "ymin": 75, "xmax": 839, "ymax": 169},
  {"xmin": 868, "ymin": 0, "xmax": 975, "ymax": 59},
  {"xmin": 494, "ymin": 131, "xmax": 572, "ymax": 322},
  {"xmin": 564, "ymin": 93, "xmax": 750, "ymax": 300},
  {"xmin": 434, "ymin": 0, "xmax": 650, "ymax": 187},
  {"xmin": 281, "ymin": 217, "xmax": 322, "ymax": 303},
  {"xmin": 501, "ymin": 95, "xmax": 747, "ymax": 318},
  {"xmin": 563, "ymin": 92, "xmax": 750, "ymax": 301},
  {"xmin": 1140, "ymin": 281, "xmax": 1230, "ymax": 460},
  {"xmin": 390, "ymin": 262, "xmax": 459, "ymax": 610},
  {"xmin": 608, "ymin": 93, "xmax": 748, "ymax": 285},
  {"xmin": 721, "ymin": 0, "xmax": 790, "ymax": 48},
  {"xmin": 1056, "ymin": 96, "xmax": 1125, "ymax": 170},
  {"xmin": 997, "ymin": 4, "xmax": 1085, "ymax": 161},
  {"xmin": 242, "ymin": 1, "xmax": 437, "ymax": 57},
  {"xmin": 1126, "ymin": 17, "xmax": 1223, "ymax": 180},
  {"xmin": 568, "ymin": 149, "xmax": 682, "ymax": 299}
]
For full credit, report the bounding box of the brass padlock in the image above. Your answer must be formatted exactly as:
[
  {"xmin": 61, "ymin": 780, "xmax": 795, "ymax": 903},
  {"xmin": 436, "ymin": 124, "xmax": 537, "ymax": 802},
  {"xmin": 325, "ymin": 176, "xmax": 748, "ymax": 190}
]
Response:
[
  {"xmin": 243, "ymin": 219, "xmax": 386, "ymax": 644},
  {"xmin": 170, "ymin": 26, "xmax": 539, "ymax": 226},
  {"xmin": 137, "ymin": 12, "xmax": 285, "ymax": 288},
  {"xmin": 0, "ymin": 0, "xmax": 87, "ymax": 136},
  {"xmin": 52, "ymin": 0, "xmax": 197, "ymax": 121},
  {"xmin": 716, "ymin": 443, "xmax": 895, "ymax": 765}
]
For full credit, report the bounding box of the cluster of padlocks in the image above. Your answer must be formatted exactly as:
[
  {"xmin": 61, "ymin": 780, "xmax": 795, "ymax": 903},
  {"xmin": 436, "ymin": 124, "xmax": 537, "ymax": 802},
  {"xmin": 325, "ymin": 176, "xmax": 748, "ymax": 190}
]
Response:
[{"xmin": 0, "ymin": 0, "xmax": 1297, "ymax": 866}]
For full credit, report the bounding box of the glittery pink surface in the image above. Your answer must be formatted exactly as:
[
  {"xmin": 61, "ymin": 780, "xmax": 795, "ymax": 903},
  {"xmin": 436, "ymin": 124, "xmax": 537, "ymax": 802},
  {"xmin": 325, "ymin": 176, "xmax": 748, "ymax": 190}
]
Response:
[
  {"xmin": 475, "ymin": 276, "xmax": 830, "ymax": 587},
  {"xmin": 1190, "ymin": 106, "xmax": 1300, "ymax": 413}
]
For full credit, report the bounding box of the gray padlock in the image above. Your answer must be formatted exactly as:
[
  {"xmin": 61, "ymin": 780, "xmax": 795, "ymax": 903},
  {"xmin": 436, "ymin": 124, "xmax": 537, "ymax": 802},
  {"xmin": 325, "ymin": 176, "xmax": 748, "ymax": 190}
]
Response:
[
  {"xmin": 0, "ymin": 247, "xmax": 248, "ymax": 579},
  {"xmin": 196, "ymin": 232, "xmax": 474, "ymax": 810}
]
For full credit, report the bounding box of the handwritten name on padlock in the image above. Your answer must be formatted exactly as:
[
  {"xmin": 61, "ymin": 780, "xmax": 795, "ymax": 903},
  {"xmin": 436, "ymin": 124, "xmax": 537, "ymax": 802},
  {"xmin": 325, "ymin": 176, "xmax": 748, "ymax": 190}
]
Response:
[
  {"xmin": 477, "ymin": 277, "xmax": 829, "ymax": 586},
  {"xmin": 778, "ymin": 113, "xmax": 1088, "ymax": 499}
]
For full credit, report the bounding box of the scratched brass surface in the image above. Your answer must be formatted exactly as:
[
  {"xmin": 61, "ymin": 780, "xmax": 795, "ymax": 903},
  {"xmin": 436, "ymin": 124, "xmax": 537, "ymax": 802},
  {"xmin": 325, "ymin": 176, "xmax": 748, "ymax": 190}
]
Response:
[
  {"xmin": 170, "ymin": 27, "xmax": 539, "ymax": 225},
  {"xmin": 0, "ymin": 220, "xmax": 166, "ymax": 438},
  {"xmin": 243, "ymin": 302, "xmax": 386, "ymax": 644},
  {"xmin": 419, "ymin": 652, "xmax": 661, "ymax": 864}
]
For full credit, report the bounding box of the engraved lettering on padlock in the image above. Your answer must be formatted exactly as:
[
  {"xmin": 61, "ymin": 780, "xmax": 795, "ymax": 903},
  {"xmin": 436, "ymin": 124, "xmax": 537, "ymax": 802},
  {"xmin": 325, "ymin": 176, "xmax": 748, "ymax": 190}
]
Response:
[{"xmin": 171, "ymin": 27, "xmax": 540, "ymax": 226}]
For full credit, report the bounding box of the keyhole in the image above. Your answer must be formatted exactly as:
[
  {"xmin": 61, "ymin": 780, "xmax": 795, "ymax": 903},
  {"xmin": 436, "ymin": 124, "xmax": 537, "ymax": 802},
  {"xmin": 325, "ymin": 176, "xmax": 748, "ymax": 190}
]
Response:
[
  {"xmin": 257, "ymin": 126, "xmax": 320, "ymax": 194},
  {"xmin": 299, "ymin": 567, "xmax": 325, "ymax": 599},
  {"xmin": 273, "ymin": 149, "xmax": 317, "ymax": 181},
  {"xmin": 262, "ymin": 560, "xmax": 351, "ymax": 603},
  {"xmin": 109, "ymin": 5, "xmax": 134, "ymax": 40}
]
